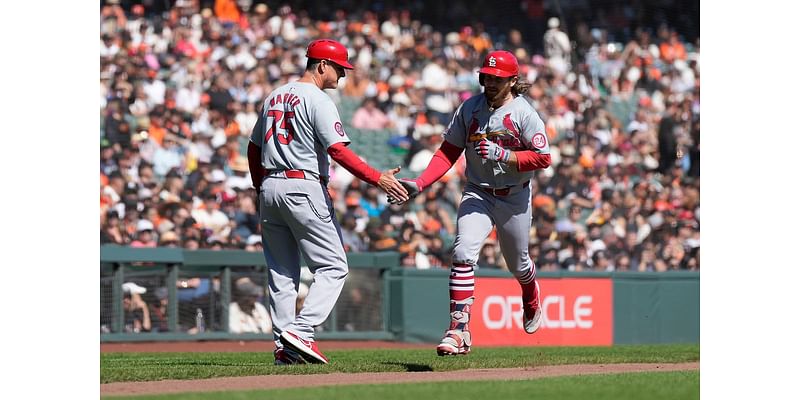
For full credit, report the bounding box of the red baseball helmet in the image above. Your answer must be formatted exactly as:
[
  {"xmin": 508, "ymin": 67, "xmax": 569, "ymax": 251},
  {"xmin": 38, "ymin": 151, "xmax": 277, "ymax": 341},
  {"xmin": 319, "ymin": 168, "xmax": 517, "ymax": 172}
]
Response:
[
  {"xmin": 306, "ymin": 39, "xmax": 354, "ymax": 69},
  {"xmin": 478, "ymin": 50, "xmax": 519, "ymax": 78}
]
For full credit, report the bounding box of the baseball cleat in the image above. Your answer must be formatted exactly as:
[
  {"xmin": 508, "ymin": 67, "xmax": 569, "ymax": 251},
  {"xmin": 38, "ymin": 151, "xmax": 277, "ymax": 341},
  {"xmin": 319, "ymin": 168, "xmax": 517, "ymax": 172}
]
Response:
[
  {"xmin": 279, "ymin": 331, "xmax": 329, "ymax": 364},
  {"xmin": 522, "ymin": 280, "xmax": 542, "ymax": 334},
  {"xmin": 436, "ymin": 329, "xmax": 472, "ymax": 356},
  {"xmin": 274, "ymin": 347, "xmax": 306, "ymax": 365}
]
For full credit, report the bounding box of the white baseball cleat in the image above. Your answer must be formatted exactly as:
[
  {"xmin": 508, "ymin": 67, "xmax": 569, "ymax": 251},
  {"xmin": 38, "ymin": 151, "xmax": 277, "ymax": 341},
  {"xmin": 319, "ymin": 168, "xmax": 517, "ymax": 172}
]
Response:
[{"xmin": 437, "ymin": 329, "xmax": 472, "ymax": 356}]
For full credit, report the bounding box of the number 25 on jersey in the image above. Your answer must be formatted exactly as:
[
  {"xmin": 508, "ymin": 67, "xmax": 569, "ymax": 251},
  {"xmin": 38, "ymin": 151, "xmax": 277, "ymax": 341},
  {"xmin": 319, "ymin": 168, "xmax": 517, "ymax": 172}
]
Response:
[{"xmin": 264, "ymin": 110, "xmax": 295, "ymax": 145}]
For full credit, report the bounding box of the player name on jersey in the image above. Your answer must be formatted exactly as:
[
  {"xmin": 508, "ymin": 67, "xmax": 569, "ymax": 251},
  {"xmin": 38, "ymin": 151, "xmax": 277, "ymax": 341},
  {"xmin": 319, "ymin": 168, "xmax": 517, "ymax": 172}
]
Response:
[{"xmin": 270, "ymin": 92, "xmax": 301, "ymax": 108}]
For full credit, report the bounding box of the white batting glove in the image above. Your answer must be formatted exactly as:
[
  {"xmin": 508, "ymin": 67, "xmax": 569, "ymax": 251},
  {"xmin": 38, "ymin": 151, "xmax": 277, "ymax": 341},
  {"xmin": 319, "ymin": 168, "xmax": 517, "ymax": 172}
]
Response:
[{"xmin": 475, "ymin": 139, "xmax": 510, "ymax": 163}]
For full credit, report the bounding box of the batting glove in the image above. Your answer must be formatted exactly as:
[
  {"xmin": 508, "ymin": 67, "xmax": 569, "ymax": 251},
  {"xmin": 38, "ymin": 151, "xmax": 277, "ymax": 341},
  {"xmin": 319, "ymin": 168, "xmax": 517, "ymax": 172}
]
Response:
[
  {"xmin": 387, "ymin": 179, "xmax": 421, "ymax": 205},
  {"xmin": 475, "ymin": 139, "xmax": 510, "ymax": 163}
]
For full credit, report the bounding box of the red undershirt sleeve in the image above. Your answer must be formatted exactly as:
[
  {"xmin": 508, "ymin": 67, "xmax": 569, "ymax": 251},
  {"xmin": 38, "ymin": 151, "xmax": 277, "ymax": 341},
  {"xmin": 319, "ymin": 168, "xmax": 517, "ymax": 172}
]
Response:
[
  {"xmin": 247, "ymin": 141, "xmax": 265, "ymax": 189},
  {"xmin": 327, "ymin": 142, "xmax": 382, "ymax": 186},
  {"xmin": 417, "ymin": 140, "xmax": 464, "ymax": 189},
  {"xmin": 514, "ymin": 150, "xmax": 552, "ymax": 172}
]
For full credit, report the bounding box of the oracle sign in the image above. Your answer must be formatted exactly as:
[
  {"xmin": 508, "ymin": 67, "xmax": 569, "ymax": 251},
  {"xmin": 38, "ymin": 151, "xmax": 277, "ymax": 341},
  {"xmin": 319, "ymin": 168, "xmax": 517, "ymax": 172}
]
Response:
[
  {"xmin": 471, "ymin": 278, "xmax": 613, "ymax": 346},
  {"xmin": 481, "ymin": 294, "xmax": 595, "ymax": 330}
]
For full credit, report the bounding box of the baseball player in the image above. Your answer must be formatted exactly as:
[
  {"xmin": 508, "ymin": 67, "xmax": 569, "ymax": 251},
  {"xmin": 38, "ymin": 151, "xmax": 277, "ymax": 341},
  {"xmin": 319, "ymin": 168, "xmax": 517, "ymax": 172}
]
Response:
[
  {"xmin": 391, "ymin": 50, "xmax": 552, "ymax": 355},
  {"xmin": 247, "ymin": 39, "xmax": 409, "ymax": 365}
]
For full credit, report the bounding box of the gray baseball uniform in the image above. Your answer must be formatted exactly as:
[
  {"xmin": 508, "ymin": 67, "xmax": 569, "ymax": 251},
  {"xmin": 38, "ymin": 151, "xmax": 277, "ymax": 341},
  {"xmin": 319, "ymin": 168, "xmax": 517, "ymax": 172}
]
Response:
[
  {"xmin": 250, "ymin": 81, "xmax": 351, "ymax": 345},
  {"xmin": 443, "ymin": 94, "xmax": 550, "ymax": 277}
]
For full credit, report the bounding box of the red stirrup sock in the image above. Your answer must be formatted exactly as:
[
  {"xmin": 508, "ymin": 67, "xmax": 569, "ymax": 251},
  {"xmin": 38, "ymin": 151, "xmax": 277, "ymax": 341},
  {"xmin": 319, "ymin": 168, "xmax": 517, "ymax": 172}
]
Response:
[{"xmin": 449, "ymin": 263, "xmax": 475, "ymax": 302}]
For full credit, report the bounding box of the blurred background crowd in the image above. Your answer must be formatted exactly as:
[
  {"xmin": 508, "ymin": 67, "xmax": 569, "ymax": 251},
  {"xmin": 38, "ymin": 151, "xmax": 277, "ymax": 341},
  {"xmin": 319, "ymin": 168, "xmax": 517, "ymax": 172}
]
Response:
[{"xmin": 100, "ymin": 0, "xmax": 700, "ymax": 273}]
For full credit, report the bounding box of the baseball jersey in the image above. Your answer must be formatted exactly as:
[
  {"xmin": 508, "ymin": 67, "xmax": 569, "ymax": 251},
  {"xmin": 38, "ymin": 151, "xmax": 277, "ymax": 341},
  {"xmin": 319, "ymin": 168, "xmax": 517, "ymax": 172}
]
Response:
[
  {"xmin": 443, "ymin": 94, "xmax": 549, "ymax": 187},
  {"xmin": 250, "ymin": 81, "xmax": 350, "ymax": 178}
]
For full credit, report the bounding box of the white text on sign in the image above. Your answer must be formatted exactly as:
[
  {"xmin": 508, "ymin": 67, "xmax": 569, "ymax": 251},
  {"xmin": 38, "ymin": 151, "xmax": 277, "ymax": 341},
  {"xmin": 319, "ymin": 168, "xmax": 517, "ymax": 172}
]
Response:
[{"xmin": 481, "ymin": 295, "xmax": 594, "ymax": 330}]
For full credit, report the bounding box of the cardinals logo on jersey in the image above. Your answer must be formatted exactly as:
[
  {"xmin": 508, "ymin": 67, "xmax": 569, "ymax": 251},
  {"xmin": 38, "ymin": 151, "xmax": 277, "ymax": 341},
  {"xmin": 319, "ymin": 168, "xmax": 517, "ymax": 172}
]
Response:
[
  {"xmin": 469, "ymin": 113, "xmax": 523, "ymax": 148},
  {"xmin": 467, "ymin": 117, "xmax": 484, "ymax": 142},
  {"xmin": 502, "ymin": 113, "xmax": 520, "ymax": 138},
  {"xmin": 469, "ymin": 117, "xmax": 479, "ymax": 136}
]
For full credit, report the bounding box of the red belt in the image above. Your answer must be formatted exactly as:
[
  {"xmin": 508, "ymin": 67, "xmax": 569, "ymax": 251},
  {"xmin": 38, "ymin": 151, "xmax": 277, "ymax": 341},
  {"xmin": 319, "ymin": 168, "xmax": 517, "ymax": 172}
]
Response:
[
  {"xmin": 265, "ymin": 169, "xmax": 328, "ymax": 184},
  {"xmin": 482, "ymin": 181, "xmax": 529, "ymax": 196},
  {"xmin": 283, "ymin": 170, "xmax": 307, "ymax": 179}
]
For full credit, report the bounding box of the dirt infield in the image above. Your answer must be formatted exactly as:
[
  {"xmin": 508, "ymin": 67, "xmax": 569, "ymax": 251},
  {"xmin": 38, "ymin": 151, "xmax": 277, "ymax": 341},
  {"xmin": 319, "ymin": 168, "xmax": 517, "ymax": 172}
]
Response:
[
  {"xmin": 101, "ymin": 362, "xmax": 700, "ymax": 396},
  {"xmin": 101, "ymin": 341, "xmax": 699, "ymax": 396}
]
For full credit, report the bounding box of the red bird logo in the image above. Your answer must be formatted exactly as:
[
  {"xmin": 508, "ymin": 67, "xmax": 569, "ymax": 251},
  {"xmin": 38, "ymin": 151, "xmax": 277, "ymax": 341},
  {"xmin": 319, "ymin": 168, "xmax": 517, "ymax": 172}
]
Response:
[
  {"xmin": 468, "ymin": 117, "xmax": 479, "ymax": 135},
  {"xmin": 503, "ymin": 113, "xmax": 519, "ymax": 138},
  {"xmin": 467, "ymin": 117, "xmax": 485, "ymax": 142}
]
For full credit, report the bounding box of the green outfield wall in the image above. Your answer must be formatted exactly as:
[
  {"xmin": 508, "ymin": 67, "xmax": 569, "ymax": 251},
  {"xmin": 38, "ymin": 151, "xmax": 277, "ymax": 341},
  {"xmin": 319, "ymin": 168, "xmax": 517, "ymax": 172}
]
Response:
[
  {"xmin": 612, "ymin": 271, "xmax": 700, "ymax": 344},
  {"xmin": 100, "ymin": 246, "xmax": 699, "ymax": 345}
]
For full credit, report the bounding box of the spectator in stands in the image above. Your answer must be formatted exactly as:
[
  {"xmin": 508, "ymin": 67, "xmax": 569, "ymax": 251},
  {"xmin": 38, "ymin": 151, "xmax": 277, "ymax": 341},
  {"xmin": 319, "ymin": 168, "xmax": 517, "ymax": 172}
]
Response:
[
  {"xmin": 659, "ymin": 29, "xmax": 687, "ymax": 63},
  {"xmin": 192, "ymin": 191, "xmax": 231, "ymax": 238},
  {"xmin": 231, "ymin": 194, "xmax": 259, "ymax": 241},
  {"xmin": 229, "ymin": 279, "xmax": 272, "ymax": 334},
  {"xmin": 100, "ymin": 139, "xmax": 117, "ymax": 175},
  {"xmin": 101, "ymin": 210, "xmax": 125, "ymax": 244},
  {"xmin": 399, "ymin": 231, "xmax": 433, "ymax": 269},
  {"xmin": 207, "ymin": 75, "xmax": 235, "ymax": 114},
  {"xmin": 122, "ymin": 282, "xmax": 151, "ymax": 333},
  {"xmin": 420, "ymin": 55, "xmax": 453, "ymax": 125},
  {"xmin": 351, "ymin": 97, "xmax": 391, "ymax": 130},
  {"xmin": 152, "ymin": 134, "xmax": 185, "ymax": 178},
  {"xmin": 477, "ymin": 240, "xmax": 500, "ymax": 269},
  {"xmin": 543, "ymin": 17, "xmax": 571, "ymax": 76},
  {"xmin": 416, "ymin": 193, "xmax": 455, "ymax": 238},
  {"xmin": 359, "ymin": 186, "xmax": 386, "ymax": 219},
  {"xmin": 244, "ymin": 234, "xmax": 263, "ymax": 252},
  {"xmin": 386, "ymin": 93, "xmax": 415, "ymax": 138},
  {"xmin": 148, "ymin": 287, "xmax": 170, "ymax": 333},
  {"xmin": 130, "ymin": 220, "xmax": 157, "ymax": 247},
  {"xmin": 658, "ymin": 101, "xmax": 681, "ymax": 174},
  {"xmin": 591, "ymin": 250, "xmax": 613, "ymax": 271},
  {"xmin": 341, "ymin": 214, "xmax": 367, "ymax": 252},
  {"xmin": 368, "ymin": 222, "xmax": 399, "ymax": 252},
  {"xmin": 159, "ymin": 231, "xmax": 180, "ymax": 247},
  {"xmin": 407, "ymin": 124, "xmax": 443, "ymax": 173},
  {"xmin": 342, "ymin": 68, "xmax": 372, "ymax": 98},
  {"xmin": 104, "ymin": 99, "xmax": 131, "ymax": 147}
]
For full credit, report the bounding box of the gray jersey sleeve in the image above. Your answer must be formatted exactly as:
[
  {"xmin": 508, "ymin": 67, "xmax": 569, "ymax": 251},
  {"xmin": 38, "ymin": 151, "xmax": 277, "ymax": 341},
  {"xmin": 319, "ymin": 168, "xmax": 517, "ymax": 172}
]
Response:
[
  {"xmin": 313, "ymin": 96, "xmax": 350, "ymax": 149},
  {"xmin": 442, "ymin": 101, "xmax": 468, "ymax": 148},
  {"xmin": 520, "ymin": 107, "xmax": 550, "ymax": 154},
  {"xmin": 249, "ymin": 101, "xmax": 267, "ymax": 146}
]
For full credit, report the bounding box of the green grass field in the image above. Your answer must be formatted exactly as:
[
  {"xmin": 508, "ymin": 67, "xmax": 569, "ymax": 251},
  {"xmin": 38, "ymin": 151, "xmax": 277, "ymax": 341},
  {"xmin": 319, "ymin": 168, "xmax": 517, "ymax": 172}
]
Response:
[
  {"xmin": 107, "ymin": 370, "xmax": 700, "ymax": 400},
  {"xmin": 101, "ymin": 344, "xmax": 699, "ymax": 383}
]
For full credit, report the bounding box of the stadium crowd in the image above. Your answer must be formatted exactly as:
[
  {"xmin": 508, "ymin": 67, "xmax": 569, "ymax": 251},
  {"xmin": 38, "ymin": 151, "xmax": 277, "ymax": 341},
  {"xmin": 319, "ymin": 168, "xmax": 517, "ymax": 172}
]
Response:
[{"xmin": 100, "ymin": 0, "xmax": 700, "ymax": 273}]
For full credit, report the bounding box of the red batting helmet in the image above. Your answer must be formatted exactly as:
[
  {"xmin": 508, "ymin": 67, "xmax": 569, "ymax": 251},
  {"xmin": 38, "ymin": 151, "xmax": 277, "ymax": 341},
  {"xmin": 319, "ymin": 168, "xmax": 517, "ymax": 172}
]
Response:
[
  {"xmin": 478, "ymin": 50, "xmax": 519, "ymax": 78},
  {"xmin": 306, "ymin": 39, "xmax": 354, "ymax": 69}
]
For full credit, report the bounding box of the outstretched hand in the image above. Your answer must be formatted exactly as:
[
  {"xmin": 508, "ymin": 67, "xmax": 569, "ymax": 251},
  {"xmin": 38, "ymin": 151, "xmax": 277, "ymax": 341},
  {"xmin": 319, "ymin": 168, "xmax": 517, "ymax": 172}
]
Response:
[
  {"xmin": 378, "ymin": 166, "xmax": 409, "ymax": 203},
  {"xmin": 387, "ymin": 178, "xmax": 421, "ymax": 205}
]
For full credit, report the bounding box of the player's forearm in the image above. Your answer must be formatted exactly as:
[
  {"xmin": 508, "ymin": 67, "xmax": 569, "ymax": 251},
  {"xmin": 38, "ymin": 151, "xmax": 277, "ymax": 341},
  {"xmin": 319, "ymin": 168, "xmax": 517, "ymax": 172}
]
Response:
[
  {"xmin": 513, "ymin": 150, "xmax": 551, "ymax": 172},
  {"xmin": 247, "ymin": 141, "xmax": 265, "ymax": 189},
  {"xmin": 327, "ymin": 142, "xmax": 381, "ymax": 186},
  {"xmin": 417, "ymin": 141, "xmax": 463, "ymax": 189},
  {"xmin": 141, "ymin": 307, "xmax": 152, "ymax": 331}
]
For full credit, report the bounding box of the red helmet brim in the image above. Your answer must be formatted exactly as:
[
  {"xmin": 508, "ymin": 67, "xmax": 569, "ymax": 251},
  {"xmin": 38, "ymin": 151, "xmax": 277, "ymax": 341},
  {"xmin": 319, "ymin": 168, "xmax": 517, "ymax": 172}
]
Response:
[{"xmin": 330, "ymin": 59, "xmax": 354, "ymax": 69}]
